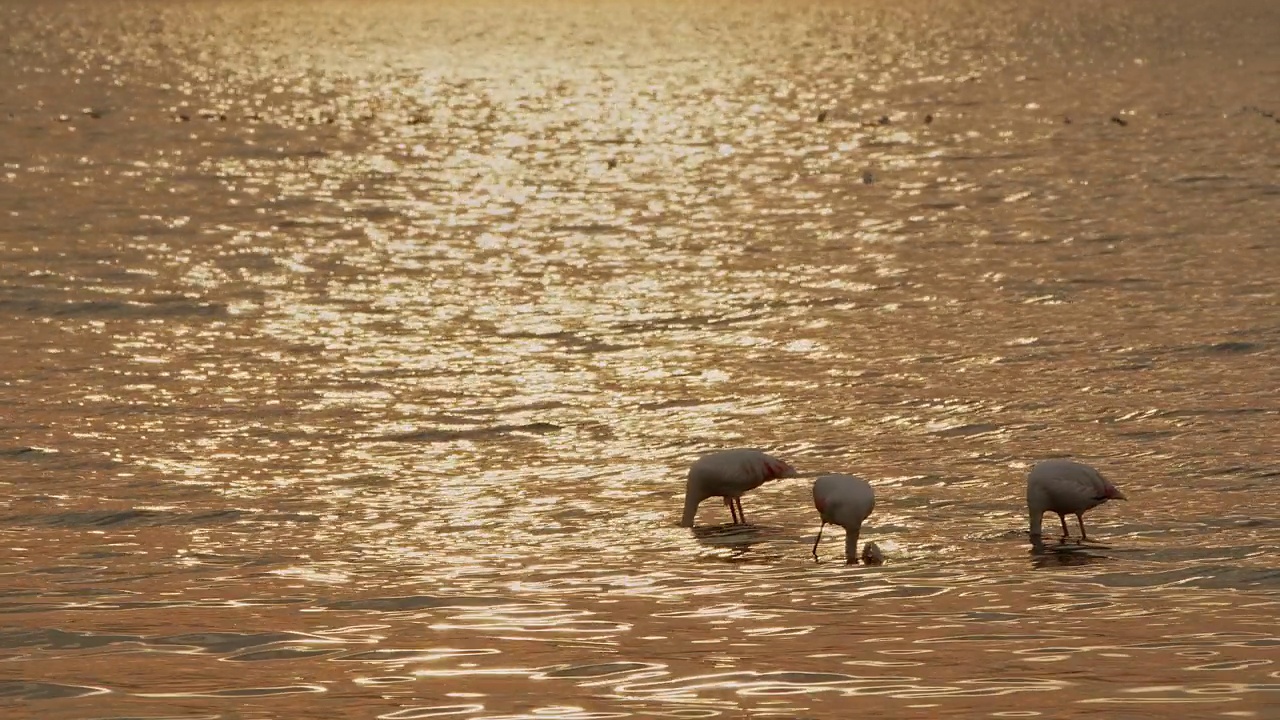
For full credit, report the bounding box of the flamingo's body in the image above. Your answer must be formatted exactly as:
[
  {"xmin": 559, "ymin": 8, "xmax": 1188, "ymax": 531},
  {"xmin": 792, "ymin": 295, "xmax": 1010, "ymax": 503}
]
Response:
[
  {"xmin": 680, "ymin": 449, "xmax": 796, "ymax": 527},
  {"xmin": 1027, "ymin": 459, "xmax": 1127, "ymax": 544},
  {"xmin": 811, "ymin": 473, "xmax": 876, "ymax": 563}
]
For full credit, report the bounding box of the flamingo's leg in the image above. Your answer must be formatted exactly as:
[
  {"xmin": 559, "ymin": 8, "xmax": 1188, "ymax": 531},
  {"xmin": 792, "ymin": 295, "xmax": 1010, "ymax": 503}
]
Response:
[{"xmin": 724, "ymin": 497, "xmax": 740, "ymax": 525}]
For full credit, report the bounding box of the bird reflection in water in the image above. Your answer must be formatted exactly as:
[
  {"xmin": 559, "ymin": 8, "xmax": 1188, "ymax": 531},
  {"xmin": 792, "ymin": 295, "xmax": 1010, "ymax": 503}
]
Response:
[
  {"xmin": 1030, "ymin": 543, "xmax": 1114, "ymax": 569},
  {"xmin": 690, "ymin": 523, "xmax": 775, "ymax": 563}
]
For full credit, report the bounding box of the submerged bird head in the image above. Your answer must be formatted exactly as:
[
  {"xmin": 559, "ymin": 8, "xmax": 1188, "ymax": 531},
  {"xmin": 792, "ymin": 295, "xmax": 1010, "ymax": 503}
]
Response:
[{"xmin": 861, "ymin": 541, "xmax": 884, "ymax": 565}]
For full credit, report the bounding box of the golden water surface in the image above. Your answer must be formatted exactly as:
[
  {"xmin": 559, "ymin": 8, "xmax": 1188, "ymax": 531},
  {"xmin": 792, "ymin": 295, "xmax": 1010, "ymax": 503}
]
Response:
[{"xmin": 2, "ymin": 1, "xmax": 1278, "ymax": 718}]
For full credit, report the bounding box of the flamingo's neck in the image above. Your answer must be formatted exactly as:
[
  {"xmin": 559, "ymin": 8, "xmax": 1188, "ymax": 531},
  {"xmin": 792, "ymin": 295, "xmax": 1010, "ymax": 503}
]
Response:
[
  {"xmin": 843, "ymin": 525, "xmax": 860, "ymax": 564},
  {"xmin": 680, "ymin": 487, "xmax": 703, "ymax": 527}
]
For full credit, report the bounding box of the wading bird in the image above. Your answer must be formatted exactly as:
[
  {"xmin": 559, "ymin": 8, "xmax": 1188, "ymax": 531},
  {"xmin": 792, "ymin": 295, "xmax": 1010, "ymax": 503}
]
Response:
[
  {"xmin": 679, "ymin": 448, "xmax": 797, "ymax": 527},
  {"xmin": 811, "ymin": 473, "xmax": 876, "ymax": 563},
  {"xmin": 1027, "ymin": 458, "xmax": 1127, "ymax": 545}
]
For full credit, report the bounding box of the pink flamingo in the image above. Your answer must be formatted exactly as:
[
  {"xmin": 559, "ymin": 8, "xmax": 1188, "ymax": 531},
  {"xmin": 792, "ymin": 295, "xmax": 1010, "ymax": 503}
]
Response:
[
  {"xmin": 1027, "ymin": 459, "xmax": 1127, "ymax": 544},
  {"xmin": 679, "ymin": 448, "xmax": 797, "ymax": 527},
  {"xmin": 811, "ymin": 473, "xmax": 876, "ymax": 563}
]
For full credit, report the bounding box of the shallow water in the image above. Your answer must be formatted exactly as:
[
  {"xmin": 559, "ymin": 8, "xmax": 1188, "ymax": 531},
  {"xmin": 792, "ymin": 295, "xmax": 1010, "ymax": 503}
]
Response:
[{"xmin": 2, "ymin": 0, "xmax": 1278, "ymax": 718}]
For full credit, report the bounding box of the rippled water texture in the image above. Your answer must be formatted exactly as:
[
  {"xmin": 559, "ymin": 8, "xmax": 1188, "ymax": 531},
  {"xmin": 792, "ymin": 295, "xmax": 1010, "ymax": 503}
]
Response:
[{"xmin": 2, "ymin": 0, "xmax": 1279, "ymax": 718}]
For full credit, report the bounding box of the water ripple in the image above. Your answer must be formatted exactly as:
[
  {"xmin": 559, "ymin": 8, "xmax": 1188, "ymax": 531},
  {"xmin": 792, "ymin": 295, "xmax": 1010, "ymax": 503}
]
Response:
[{"xmin": 1, "ymin": 0, "xmax": 1277, "ymax": 718}]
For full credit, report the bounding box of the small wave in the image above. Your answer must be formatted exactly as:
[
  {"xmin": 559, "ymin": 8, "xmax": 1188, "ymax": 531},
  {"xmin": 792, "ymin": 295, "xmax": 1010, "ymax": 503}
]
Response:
[
  {"xmin": 325, "ymin": 595, "xmax": 516, "ymax": 611},
  {"xmin": 0, "ymin": 297, "xmax": 227, "ymax": 319},
  {"xmin": 0, "ymin": 681, "xmax": 110, "ymax": 700},
  {"xmin": 0, "ymin": 508, "xmax": 248, "ymax": 528}
]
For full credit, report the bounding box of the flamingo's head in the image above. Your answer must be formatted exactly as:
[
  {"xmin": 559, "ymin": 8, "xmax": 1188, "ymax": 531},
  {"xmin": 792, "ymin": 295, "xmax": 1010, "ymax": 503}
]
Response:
[
  {"xmin": 1104, "ymin": 482, "xmax": 1127, "ymax": 501},
  {"xmin": 767, "ymin": 458, "xmax": 798, "ymax": 480}
]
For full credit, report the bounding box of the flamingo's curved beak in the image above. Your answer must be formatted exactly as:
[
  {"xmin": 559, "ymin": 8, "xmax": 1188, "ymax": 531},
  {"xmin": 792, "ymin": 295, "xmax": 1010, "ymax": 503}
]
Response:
[{"xmin": 1110, "ymin": 488, "xmax": 1128, "ymax": 501}]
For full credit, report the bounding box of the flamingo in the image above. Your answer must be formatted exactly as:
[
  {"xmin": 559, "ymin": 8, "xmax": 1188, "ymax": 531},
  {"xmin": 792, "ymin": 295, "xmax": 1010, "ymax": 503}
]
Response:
[
  {"xmin": 1027, "ymin": 458, "xmax": 1127, "ymax": 545},
  {"xmin": 679, "ymin": 448, "xmax": 797, "ymax": 527},
  {"xmin": 811, "ymin": 473, "xmax": 876, "ymax": 563}
]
